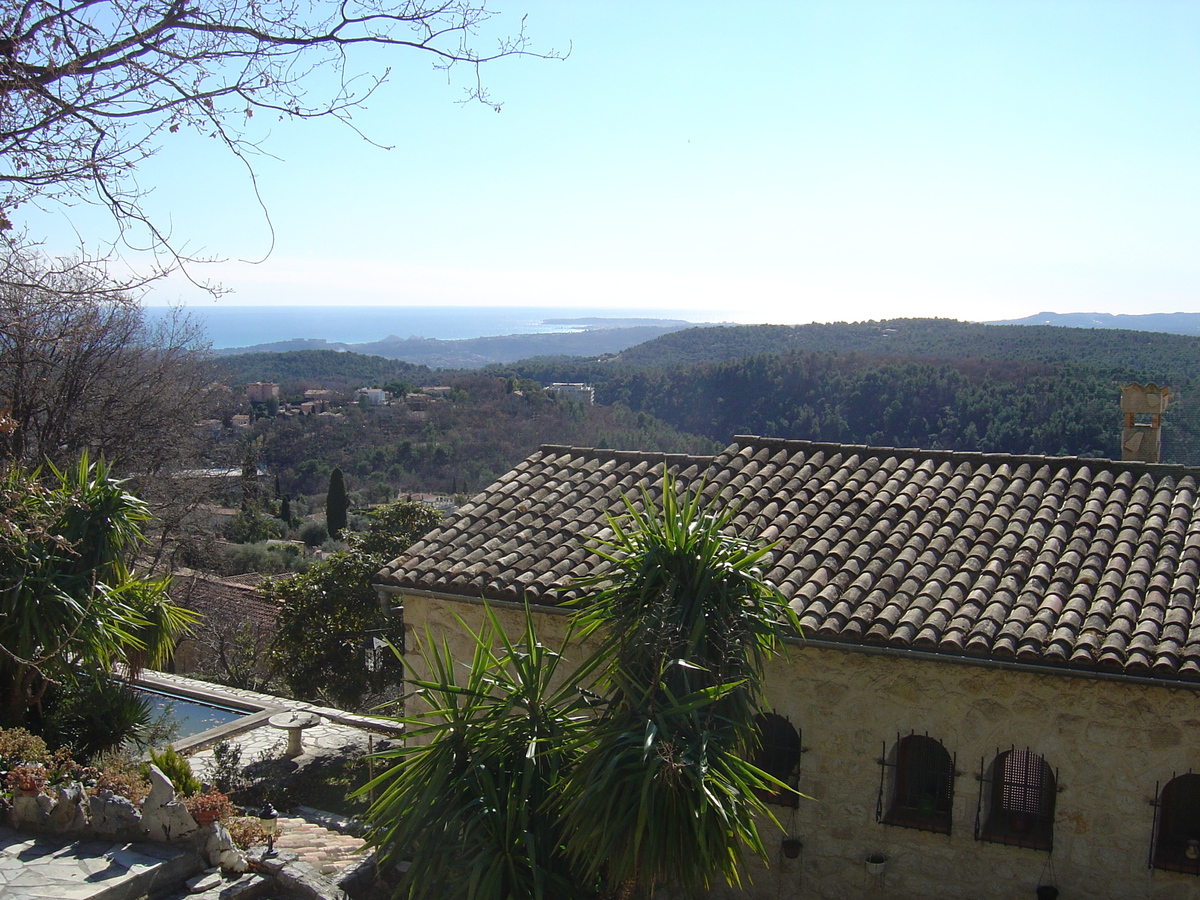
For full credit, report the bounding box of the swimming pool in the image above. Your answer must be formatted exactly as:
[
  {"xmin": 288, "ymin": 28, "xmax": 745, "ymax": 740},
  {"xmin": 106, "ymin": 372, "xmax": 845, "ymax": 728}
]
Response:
[{"xmin": 135, "ymin": 686, "xmax": 250, "ymax": 739}]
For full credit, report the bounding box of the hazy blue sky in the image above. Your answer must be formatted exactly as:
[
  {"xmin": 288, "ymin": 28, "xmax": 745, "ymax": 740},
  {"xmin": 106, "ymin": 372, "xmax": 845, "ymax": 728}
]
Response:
[{"xmin": 28, "ymin": 2, "xmax": 1200, "ymax": 324}]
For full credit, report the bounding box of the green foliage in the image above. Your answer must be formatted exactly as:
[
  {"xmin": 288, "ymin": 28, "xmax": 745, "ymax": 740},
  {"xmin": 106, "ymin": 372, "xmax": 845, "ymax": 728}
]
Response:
[
  {"xmin": 501, "ymin": 318, "xmax": 1200, "ymax": 465},
  {"xmin": 218, "ymin": 350, "xmax": 430, "ymax": 392},
  {"xmin": 217, "ymin": 372, "xmax": 713, "ymax": 501},
  {"xmin": 364, "ymin": 605, "xmax": 596, "ymax": 900},
  {"xmin": 222, "ymin": 508, "xmax": 285, "ymax": 544},
  {"xmin": 41, "ymin": 677, "xmax": 160, "ymax": 758},
  {"xmin": 298, "ymin": 521, "xmax": 328, "ymax": 547},
  {"xmin": 208, "ymin": 740, "xmax": 246, "ymax": 794},
  {"xmin": 147, "ymin": 746, "xmax": 201, "ymax": 797},
  {"xmin": 266, "ymin": 500, "xmax": 440, "ymax": 708},
  {"xmin": 364, "ymin": 479, "xmax": 794, "ymax": 899},
  {"xmin": 613, "ymin": 319, "xmax": 1200, "ymax": 382},
  {"xmin": 177, "ymin": 538, "xmax": 306, "ymax": 577},
  {"xmin": 382, "ymin": 380, "xmax": 413, "ymax": 397},
  {"xmin": 325, "ymin": 467, "xmax": 349, "ymax": 538},
  {"xmin": 0, "ymin": 728, "xmax": 50, "ymax": 767},
  {"xmin": 560, "ymin": 476, "xmax": 796, "ymax": 897},
  {"xmin": 0, "ymin": 454, "xmax": 197, "ymax": 727}
]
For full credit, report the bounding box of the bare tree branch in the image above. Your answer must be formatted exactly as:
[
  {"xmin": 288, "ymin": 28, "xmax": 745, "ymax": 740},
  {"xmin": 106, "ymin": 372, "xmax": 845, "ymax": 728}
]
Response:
[{"xmin": 0, "ymin": 0, "xmax": 563, "ymax": 287}]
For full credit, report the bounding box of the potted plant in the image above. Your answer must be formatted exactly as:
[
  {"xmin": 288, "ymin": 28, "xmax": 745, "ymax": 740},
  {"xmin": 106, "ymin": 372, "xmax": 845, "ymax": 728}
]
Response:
[
  {"xmin": 184, "ymin": 788, "xmax": 235, "ymax": 826},
  {"xmin": 865, "ymin": 852, "xmax": 888, "ymax": 876},
  {"xmin": 5, "ymin": 763, "xmax": 47, "ymax": 795}
]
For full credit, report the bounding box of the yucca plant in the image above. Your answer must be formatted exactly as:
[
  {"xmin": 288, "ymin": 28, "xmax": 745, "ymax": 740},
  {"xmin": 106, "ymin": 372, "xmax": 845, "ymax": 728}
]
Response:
[
  {"xmin": 364, "ymin": 474, "xmax": 798, "ymax": 900},
  {"xmin": 561, "ymin": 473, "xmax": 798, "ymax": 899},
  {"xmin": 0, "ymin": 453, "xmax": 197, "ymax": 727},
  {"xmin": 362, "ymin": 603, "xmax": 599, "ymax": 900}
]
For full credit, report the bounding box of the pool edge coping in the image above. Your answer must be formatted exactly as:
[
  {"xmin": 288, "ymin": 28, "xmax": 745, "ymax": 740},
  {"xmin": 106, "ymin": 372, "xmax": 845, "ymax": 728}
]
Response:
[{"xmin": 135, "ymin": 671, "xmax": 404, "ymax": 756}]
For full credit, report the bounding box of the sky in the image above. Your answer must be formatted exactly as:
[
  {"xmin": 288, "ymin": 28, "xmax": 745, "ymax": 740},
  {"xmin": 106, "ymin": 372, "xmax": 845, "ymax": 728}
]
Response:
[{"xmin": 23, "ymin": 1, "xmax": 1200, "ymax": 324}]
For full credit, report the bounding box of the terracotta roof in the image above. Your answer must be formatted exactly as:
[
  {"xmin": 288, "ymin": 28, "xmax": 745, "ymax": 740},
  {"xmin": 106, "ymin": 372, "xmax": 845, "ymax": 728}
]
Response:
[
  {"xmin": 170, "ymin": 571, "xmax": 281, "ymax": 634},
  {"xmin": 379, "ymin": 436, "xmax": 1200, "ymax": 683}
]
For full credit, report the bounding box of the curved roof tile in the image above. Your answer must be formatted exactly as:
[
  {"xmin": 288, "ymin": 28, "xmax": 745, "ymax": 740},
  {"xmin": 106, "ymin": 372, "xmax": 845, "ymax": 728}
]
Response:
[{"xmin": 378, "ymin": 437, "xmax": 1200, "ymax": 682}]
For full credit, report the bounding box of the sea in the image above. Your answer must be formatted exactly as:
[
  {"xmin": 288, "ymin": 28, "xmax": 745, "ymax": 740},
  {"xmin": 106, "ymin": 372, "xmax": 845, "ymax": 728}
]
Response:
[{"xmin": 143, "ymin": 305, "xmax": 731, "ymax": 350}]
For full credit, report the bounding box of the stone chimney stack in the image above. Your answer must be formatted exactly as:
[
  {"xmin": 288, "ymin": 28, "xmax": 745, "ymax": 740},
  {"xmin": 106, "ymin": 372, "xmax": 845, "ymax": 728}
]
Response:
[{"xmin": 1121, "ymin": 383, "xmax": 1169, "ymax": 463}]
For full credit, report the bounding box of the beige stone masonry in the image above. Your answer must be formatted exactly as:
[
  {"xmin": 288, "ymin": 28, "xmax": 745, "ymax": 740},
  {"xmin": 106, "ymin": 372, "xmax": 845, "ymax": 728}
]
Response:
[{"xmin": 401, "ymin": 591, "xmax": 1200, "ymax": 900}]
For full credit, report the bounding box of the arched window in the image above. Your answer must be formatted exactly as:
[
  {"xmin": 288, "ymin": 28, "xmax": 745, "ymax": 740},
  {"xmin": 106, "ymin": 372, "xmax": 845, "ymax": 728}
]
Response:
[
  {"xmin": 977, "ymin": 748, "xmax": 1056, "ymax": 850},
  {"xmin": 879, "ymin": 734, "xmax": 954, "ymax": 834},
  {"xmin": 1153, "ymin": 773, "xmax": 1200, "ymax": 873},
  {"xmin": 750, "ymin": 712, "xmax": 802, "ymax": 808}
]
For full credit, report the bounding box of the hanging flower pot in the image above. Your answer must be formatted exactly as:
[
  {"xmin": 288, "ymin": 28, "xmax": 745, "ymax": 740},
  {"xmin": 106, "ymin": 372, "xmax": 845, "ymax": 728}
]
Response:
[
  {"xmin": 1035, "ymin": 887, "xmax": 1059, "ymax": 900},
  {"xmin": 782, "ymin": 838, "xmax": 803, "ymax": 859},
  {"xmin": 865, "ymin": 853, "xmax": 888, "ymax": 876}
]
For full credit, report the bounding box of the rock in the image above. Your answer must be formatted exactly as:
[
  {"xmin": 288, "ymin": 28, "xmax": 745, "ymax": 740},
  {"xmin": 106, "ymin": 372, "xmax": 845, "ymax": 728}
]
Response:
[
  {"xmin": 11, "ymin": 791, "xmax": 49, "ymax": 829},
  {"xmin": 45, "ymin": 783, "xmax": 87, "ymax": 833},
  {"xmin": 141, "ymin": 764, "xmax": 198, "ymax": 842},
  {"xmin": 219, "ymin": 848, "xmax": 249, "ymax": 873},
  {"xmin": 89, "ymin": 789, "xmax": 142, "ymax": 838},
  {"xmin": 276, "ymin": 860, "xmax": 348, "ymax": 900},
  {"xmin": 186, "ymin": 870, "xmax": 224, "ymax": 893},
  {"xmin": 204, "ymin": 821, "xmax": 237, "ymax": 867},
  {"xmin": 144, "ymin": 764, "xmax": 176, "ymax": 810}
]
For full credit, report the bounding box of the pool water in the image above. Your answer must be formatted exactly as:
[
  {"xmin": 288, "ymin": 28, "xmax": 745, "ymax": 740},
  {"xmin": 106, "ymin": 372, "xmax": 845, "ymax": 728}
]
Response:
[{"xmin": 137, "ymin": 687, "xmax": 247, "ymax": 739}]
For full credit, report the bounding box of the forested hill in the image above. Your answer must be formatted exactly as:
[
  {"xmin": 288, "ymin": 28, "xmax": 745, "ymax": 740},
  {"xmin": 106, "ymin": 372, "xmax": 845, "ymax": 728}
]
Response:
[
  {"xmin": 494, "ymin": 320, "xmax": 1200, "ymax": 466},
  {"xmin": 217, "ymin": 350, "xmax": 432, "ymax": 391},
  {"xmin": 614, "ymin": 319, "xmax": 1199, "ymax": 388},
  {"xmin": 495, "ymin": 352, "xmax": 1199, "ymax": 466}
]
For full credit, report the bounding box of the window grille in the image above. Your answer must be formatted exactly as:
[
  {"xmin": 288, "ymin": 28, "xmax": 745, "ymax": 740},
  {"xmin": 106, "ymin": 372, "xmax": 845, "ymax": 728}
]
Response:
[
  {"xmin": 877, "ymin": 733, "xmax": 955, "ymax": 834},
  {"xmin": 975, "ymin": 747, "xmax": 1057, "ymax": 851},
  {"xmin": 1150, "ymin": 772, "xmax": 1200, "ymax": 874},
  {"xmin": 750, "ymin": 712, "xmax": 803, "ymax": 808}
]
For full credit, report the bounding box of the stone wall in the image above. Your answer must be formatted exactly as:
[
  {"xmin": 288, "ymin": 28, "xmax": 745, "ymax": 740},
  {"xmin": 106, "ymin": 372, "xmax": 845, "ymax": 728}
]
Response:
[{"xmin": 401, "ymin": 592, "xmax": 1200, "ymax": 900}]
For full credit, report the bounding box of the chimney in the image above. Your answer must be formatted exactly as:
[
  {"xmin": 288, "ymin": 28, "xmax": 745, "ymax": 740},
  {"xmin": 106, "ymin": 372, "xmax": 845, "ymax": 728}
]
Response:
[{"xmin": 1121, "ymin": 383, "xmax": 1169, "ymax": 463}]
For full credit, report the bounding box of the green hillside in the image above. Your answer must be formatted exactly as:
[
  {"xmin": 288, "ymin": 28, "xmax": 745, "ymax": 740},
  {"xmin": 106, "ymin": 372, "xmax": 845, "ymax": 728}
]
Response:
[
  {"xmin": 494, "ymin": 320, "xmax": 1200, "ymax": 466},
  {"xmin": 613, "ymin": 319, "xmax": 1199, "ymax": 389}
]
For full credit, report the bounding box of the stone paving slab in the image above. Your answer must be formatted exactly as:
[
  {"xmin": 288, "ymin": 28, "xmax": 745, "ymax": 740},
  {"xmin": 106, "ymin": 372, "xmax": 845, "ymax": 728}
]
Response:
[{"xmin": 0, "ymin": 827, "xmax": 201, "ymax": 900}]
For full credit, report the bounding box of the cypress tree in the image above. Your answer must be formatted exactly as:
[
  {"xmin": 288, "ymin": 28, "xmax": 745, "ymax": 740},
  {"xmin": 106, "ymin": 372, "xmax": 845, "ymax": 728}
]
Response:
[{"xmin": 326, "ymin": 468, "xmax": 349, "ymax": 538}]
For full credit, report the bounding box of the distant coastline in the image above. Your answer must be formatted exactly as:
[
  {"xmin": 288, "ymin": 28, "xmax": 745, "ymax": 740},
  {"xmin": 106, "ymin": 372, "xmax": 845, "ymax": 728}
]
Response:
[{"xmin": 143, "ymin": 305, "xmax": 727, "ymax": 350}]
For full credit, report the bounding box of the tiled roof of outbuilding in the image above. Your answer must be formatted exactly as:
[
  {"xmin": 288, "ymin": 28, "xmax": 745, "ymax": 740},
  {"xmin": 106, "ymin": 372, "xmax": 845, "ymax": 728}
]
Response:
[
  {"xmin": 171, "ymin": 571, "xmax": 281, "ymax": 635},
  {"xmin": 379, "ymin": 436, "xmax": 1200, "ymax": 682}
]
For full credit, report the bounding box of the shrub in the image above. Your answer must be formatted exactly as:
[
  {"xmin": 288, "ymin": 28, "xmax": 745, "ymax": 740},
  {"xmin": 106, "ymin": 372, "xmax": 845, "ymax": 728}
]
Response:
[
  {"xmin": 225, "ymin": 816, "xmax": 268, "ymax": 850},
  {"xmin": 223, "ymin": 509, "xmax": 285, "ymax": 544},
  {"xmin": 147, "ymin": 747, "xmax": 201, "ymax": 797},
  {"xmin": 208, "ymin": 740, "xmax": 246, "ymax": 794},
  {"xmin": 299, "ymin": 521, "xmax": 328, "ymax": 547},
  {"xmin": 0, "ymin": 728, "xmax": 50, "ymax": 768},
  {"xmin": 91, "ymin": 750, "xmax": 152, "ymax": 805},
  {"xmin": 5, "ymin": 763, "xmax": 47, "ymax": 794},
  {"xmin": 41, "ymin": 678, "xmax": 156, "ymax": 758}
]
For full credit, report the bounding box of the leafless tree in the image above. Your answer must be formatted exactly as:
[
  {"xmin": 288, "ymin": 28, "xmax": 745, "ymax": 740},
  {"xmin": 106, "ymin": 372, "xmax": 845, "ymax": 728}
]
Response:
[
  {"xmin": 0, "ymin": 0, "xmax": 560, "ymax": 279},
  {"xmin": 0, "ymin": 246, "xmax": 215, "ymax": 474}
]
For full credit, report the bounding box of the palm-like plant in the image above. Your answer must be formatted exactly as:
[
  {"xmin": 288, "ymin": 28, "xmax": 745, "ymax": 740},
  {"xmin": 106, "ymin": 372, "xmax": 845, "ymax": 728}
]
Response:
[
  {"xmin": 364, "ymin": 475, "xmax": 798, "ymax": 900},
  {"xmin": 0, "ymin": 453, "xmax": 196, "ymax": 725},
  {"xmin": 562, "ymin": 475, "xmax": 797, "ymax": 899},
  {"xmin": 363, "ymin": 604, "xmax": 599, "ymax": 900}
]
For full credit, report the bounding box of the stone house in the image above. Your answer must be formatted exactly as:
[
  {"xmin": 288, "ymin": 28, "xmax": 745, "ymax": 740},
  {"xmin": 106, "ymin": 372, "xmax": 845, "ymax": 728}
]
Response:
[{"xmin": 376, "ymin": 435, "xmax": 1200, "ymax": 900}]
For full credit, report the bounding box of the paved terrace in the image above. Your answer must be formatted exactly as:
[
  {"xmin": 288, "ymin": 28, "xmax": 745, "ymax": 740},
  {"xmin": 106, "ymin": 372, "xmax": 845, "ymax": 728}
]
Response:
[{"xmin": 1, "ymin": 672, "xmax": 401, "ymax": 899}]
